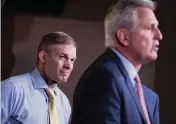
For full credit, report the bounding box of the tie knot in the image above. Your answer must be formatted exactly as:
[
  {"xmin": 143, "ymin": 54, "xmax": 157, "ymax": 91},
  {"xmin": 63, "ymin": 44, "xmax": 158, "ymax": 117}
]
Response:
[
  {"xmin": 134, "ymin": 75, "xmax": 141, "ymax": 84},
  {"xmin": 45, "ymin": 88, "xmax": 55, "ymax": 100}
]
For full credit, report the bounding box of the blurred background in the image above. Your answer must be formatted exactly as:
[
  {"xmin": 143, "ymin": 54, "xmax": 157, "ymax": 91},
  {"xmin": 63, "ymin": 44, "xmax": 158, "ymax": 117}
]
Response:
[{"xmin": 1, "ymin": 0, "xmax": 176, "ymax": 123}]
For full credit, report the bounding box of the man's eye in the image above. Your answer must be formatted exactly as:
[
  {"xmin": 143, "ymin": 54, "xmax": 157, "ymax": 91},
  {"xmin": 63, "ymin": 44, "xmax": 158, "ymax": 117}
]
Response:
[
  {"xmin": 71, "ymin": 59, "xmax": 75, "ymax": 64},
  {"xmin": 146, "ymin": 26, "xmax": 152, "ymax": 29},
  {"xmin": 60, "ymin": 56, "xmax": 66, "ymax": 60}
]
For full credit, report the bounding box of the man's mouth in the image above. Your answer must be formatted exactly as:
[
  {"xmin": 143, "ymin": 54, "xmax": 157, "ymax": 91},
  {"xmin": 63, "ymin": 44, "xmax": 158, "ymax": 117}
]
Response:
[
  {"xmin": 60, "ymin": 71, "xmax": 69, "ymax": 75},
  {"xmin": 153, "ymin": 47, "xmax": 158, "ymax": 51}
]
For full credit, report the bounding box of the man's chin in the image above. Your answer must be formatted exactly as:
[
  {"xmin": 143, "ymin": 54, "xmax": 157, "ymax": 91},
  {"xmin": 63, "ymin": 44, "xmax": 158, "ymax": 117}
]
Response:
[
  {"xmin": 151, "ymin": 51, "xmax": 158, "ymax": 59},
  {"xmin": 146, "ymin": 55, "xmax": 158, "ymax": 63},
  {"xmin": 151, "ymin": 53, "xmax": 158, "ymax": 60},
  {"xmin": 143, "ymin": 54, "xmax": 157, "ymax": 64},
  {"xmin": 56, "ymin": 78, "xmax": 68, "ymax": 83}
]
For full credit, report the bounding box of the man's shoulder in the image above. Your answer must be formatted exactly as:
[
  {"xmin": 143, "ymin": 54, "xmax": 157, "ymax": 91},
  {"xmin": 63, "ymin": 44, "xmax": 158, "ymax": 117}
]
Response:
[
  {"xmin": 1, "ymin": 72, "xmax": 33, "ymax": 99},
  {"xmin": 142, "ymin": 85, "xmax": 158, "ymax": 98},
  {"xmin": 55, "ymin": 87, "xmax": 71, "ymax": 106},
  {"xmin": 55, "ymin": 87, "xmax": 69, "ymax": 99},
  {"xmin": 1, "ymin": 72, "xmax": 32, "ymax": 87}
]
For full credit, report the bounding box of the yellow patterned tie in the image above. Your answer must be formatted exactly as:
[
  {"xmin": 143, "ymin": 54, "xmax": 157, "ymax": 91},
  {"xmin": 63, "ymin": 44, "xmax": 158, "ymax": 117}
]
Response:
[{"xmin": 45, "ymin": 88, "xmax": 59, "ymax": 124}]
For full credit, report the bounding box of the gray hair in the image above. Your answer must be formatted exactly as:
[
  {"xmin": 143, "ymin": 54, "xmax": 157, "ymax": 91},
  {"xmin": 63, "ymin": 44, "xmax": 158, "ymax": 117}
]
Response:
[{"xmin": 104, "ymin": 0, "xmax": 157, "ymax": 47}]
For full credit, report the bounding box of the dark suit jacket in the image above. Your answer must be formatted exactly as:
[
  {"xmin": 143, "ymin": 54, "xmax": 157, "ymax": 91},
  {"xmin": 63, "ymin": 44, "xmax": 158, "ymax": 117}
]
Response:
[{"xmin": 71, "ymin": 48, "xmax": 159, "ymax": 124}]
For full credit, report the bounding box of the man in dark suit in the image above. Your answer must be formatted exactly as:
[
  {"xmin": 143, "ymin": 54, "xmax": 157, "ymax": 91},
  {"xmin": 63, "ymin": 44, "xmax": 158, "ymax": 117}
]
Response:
[{"xmin": 71, "ymin": 0, "xmax": 163, "ymax": 124}]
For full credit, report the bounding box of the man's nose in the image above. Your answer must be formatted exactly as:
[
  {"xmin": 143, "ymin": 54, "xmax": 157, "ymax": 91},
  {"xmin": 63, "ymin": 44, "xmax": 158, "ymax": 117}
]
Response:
[
  {"xmin": 155, "ymin": 28, "xmax": 163, "ymax": 40},
  {"xmin": 64, "ymin": 60, "xmax": 71, "ymax": 69}
]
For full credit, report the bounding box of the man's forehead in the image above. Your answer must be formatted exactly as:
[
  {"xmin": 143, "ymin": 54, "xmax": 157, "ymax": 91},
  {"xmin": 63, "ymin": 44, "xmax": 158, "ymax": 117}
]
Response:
[
  {"xmin": 48, "ymin": 43, "xmax": 76, "ymax": 50},
  {"xmin": 48, "ymin": 44, "xmax": 76, "ymax": 56},
  {"xmin": 136, "ymin": 7, "xmax": 156, "ymax": 18},
  {"xmin": 135, "ymin": 7, "xmax": 158, "ymax": 24}
]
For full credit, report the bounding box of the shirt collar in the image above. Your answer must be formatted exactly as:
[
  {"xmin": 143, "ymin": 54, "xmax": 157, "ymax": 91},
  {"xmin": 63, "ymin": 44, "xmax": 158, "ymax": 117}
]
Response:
[
  {"xmin": 111, "ymin": 48, "xmax": 137, "ymax": 86},
  {"xmin": 31, "ymin": 68, "xmax": 58, "ymax": 95}
]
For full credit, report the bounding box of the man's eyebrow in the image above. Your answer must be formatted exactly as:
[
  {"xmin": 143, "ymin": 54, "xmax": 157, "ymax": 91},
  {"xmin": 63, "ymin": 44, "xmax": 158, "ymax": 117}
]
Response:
[
  {"xmin": 56, "ymin": 52, "xmax": 67, "ymax": 55},
  {"xmin": 59, "ymin": 52, "xmax": 66, "ymax": 55},
  {"xmin": 58, "ymin": 52, "xmax": 77, "ymax": 59}
]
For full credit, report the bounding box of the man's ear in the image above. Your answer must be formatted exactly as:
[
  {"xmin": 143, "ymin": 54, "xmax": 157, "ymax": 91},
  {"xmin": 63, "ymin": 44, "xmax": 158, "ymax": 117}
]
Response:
[
  {"xmin": 38, "ymin": 50, "xmax": 46, "ymax": 63},
  {"xmin": 117, "ymin": 28, "xmax": 130, "ymax": 46}
]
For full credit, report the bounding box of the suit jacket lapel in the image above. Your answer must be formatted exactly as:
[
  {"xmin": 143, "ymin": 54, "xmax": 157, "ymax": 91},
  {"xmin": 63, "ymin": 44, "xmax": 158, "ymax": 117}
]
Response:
[
  {"xmin": 105, "ymin": 48, "xmax": 148, "ymax": 124},
  {"xmin": 143, "ymin": 87, "xmax": 154, "ymax": 124},
  {"xmin": 125, "ymin": 78, "xmax": 148, "ymax": 124}
]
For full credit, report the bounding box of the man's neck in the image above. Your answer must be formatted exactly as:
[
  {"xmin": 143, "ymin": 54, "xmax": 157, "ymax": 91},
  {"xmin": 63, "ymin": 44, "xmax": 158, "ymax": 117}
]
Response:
[
  {"xmin": 113, "ymin": 46, "xmax": 142, "ymax": 72},
  {"xmin": 37, "ymin": 66, "xmax": 57, "ymax": 89}
]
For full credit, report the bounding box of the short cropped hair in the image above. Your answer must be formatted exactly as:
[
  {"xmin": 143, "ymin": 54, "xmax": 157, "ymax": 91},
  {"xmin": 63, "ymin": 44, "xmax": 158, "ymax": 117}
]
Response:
[{"xmin": 37, "ymin": 31, "xmax": 76, "ymax": 64}]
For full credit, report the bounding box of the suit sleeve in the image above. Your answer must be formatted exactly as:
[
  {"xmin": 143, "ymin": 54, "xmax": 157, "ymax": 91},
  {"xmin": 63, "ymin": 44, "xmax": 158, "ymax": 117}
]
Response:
[
  {"xmin": 72, "ymin": 67, "xmax": 122, "ymax": 124},
  {"xmin": 153, "ymin": 95, "xmax": 160, "ymax": 124}
]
